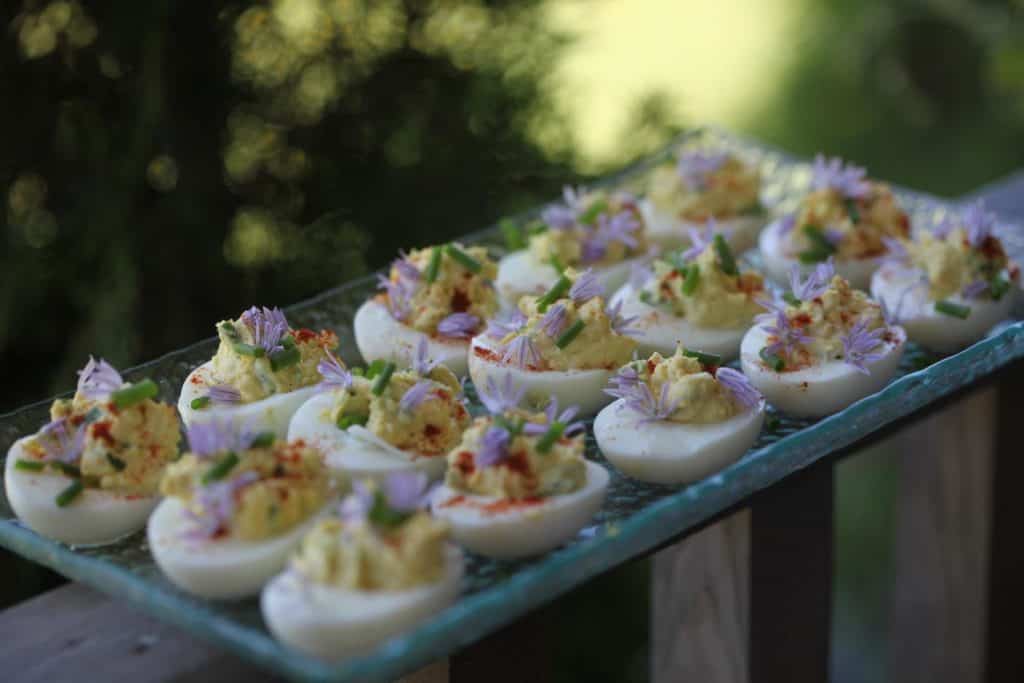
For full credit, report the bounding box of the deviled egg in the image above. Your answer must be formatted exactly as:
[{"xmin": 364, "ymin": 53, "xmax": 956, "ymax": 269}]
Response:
[
  {"xmin": 148, "ymin": 423, "xmax": 330, "ymax": 599},
  {"xmin": 496, "ymin": 187, "xmax": 650, "ymax": 306},
  {"xmin": 640, "ymin": 148, "xmax": 766, "ymax": 252},
  {"xmin": 288, "ymin": 342, "xmax": 471, "ymax": 484},
  {"xmin": 740, "ymin": 262, "xmax": 906, "ymax": 417},
  {"xmin": 759, "ymin": 155, "xmax": 910, "ymax": 289},
  {"xmin": 262, "ymin": 472, "xmax": 462, "ymax": 660},
  {"xmin": 595, "ymin": 346, "xmax": 765, "ymax": 483},
  {"xmin": 354, "ymin": 243, "xmax": 497, "ymax": 377},
  {"xmin": 871, "ymin": 201, "xmax": 1019, "ymax": 353},
  {"xmin": 431, "ymin": 380, "xmax": 608, "ymax": 559},
  {"xmin": 5, "ymin": 358, "xmax": 180, "ymax": 546},
  {"xmin": 469, "ymin": 269, "xmax": 638, "ymax": 417},
  {"xmin": 178, "ymin": 306, "xmax": 340, "ymax": 438},
  {"xmin": 609, "ymin": 224, "xmax": 767, "ymax": 360}
]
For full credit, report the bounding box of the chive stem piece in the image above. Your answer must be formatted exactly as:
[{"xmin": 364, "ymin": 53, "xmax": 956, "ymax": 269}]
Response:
[
  {"xmin": 500, "ymin": 219, "xmax": 526, "ymax": 251},
  {"xmin": 111, "ymin": 379, "xmax": 159, "ymax": 409},
  {"xmin": 549, "ymin": 254, "xmax": 566, "ymax": 274},
  {"xmin": 249, "ymin": 432, "xmax": 275, "ymax": 448},
  {"xmin": 55, "ymin": 462, "xmax": 81, "ymax": 478},
  {"xmin": 55, "ymin": 480, "xmax": 84, "ymax": 507},
  {"xmin": 989, "ymin": 276, "xmax": 1011, "ymax": 301},
  {"xmin": 106, "ymin": 453, "xmax": 126, "ymax": 471},
  {"xmin": 713, "ymin": 234, "xmax": 738, "ymax": 275},
  {"xmin": 424, "ymin": 246, "xmax": 443, "ymax": 282},
  {"xmin": 365, "ymin": 359, "xmax": 387, "ymax": 379},
  {"xmin": 371, "ymin": 362, "xmax": 396, "ymax": 395},
  {"xmin": 445, "ymin": 244, "xmax": 482, "ymax": 273},
  {"xmin": 577, "ymin": 199, "xmax": 608, "ymax": 225},
  {"xmin": 536, "ymin": 274, "xmax": 572, "ymax": 312},
  {"xmin": 935, "ymin": 300, "xmax": 971, "ymax": 319},
  {"xmin": 844, "ymin": 198, "xmax": 860, "ymax": 224},
  {"xmin": 15, "ymin": 459, "xmax": 45, "ymax": 472},
  {"xmin": 759, "ymin": 347, "xmax": 785, "ymax": 371},
  {"xmin": 269, "ymin": 346, "xmax": 302, "ymax": 372},
  {"xmin": 782, "ymin": 292, "xmax": 801, "ymax": 306},
  {"xmin": 202, "ymin": 452, "xmax": 239, "ymax": 484},
  {"xmin": 191, "ymin": 396, "xmax": 211, "ymax": 410},
  {"xmin": 232, "ymin": 342, "xmax": 265, "ymax": 358},
  {"xmin": 336, "ymin": 413, "xmax": 370, "ymax": 430},
  {"xmin": 536, "ymin": 422, "xmax": 566, "ymax": 453},
  {"xmin": 555, "ymin": 320, "xmax": 586, "ymax": 349},
  {"xmin": 682, "ymin": 263, "xmax": 700, "ymax": 295},
  {"xmin": 682, "ymin": 348, "xmax": 722, "ymax": 367},
  {"xmin": 219, "ymin": 322, "xmax": 241, "ymax": 342}
]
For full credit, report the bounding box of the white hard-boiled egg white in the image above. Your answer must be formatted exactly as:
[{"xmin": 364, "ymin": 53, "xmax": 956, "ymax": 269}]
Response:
[
  {"xmin": 354, "ymin": 299, "xmax": 469, "ymax": 376},
  {"xmin": 639, "ymin": 198, "xmax": 764, "ymax": 254},
  {"xmin": 288, "ymin": 392, "xmax": 448, "ymax": 485},
  {"xmin": 147, "ymin": 497, "xmax": 324, "ymax": 600},
  {"xmin": 260, "ymin": 545, "xmax": 462, "ymax": 660},
  {"xmin": 739, "ymin": 324, "xmax": 906, "ymax": 418},
  {"xmin": 495, "ymin": 250, "xmax": 642, "ymax": 308},
  {"xmin": 467, "ymin": 334, "xmax": 613, "ymax": 417},
  {"xmin": 594, "ymin": 399, "xmax": 765, "ymax": 484},
  {"xmin": 178, "ymin": 361, "xmax": 316, "ymax": 439},
  {"xmin": 758, "ymin": 218, "xmax": 880, "ymax": 290},
  {"xmin": 5, "ymin": 437, "xmax": 158, "ymax": 546},
  {"xmin": 430, "ymin": 460, "xmax": 609, "ymax": 559},
  {"xmin": 871, "ymin": 263, "xmax": 1016, "ymax": 353},
  {"xmin": 608, "ymin": 282, "xmax": 748, "ymax": 361}
]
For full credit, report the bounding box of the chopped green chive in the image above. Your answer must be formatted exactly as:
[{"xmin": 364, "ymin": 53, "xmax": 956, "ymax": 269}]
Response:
[
  {"xmin": 337, "ymin": 413, "xmax": 369, "ymax": 430},
  {"xmin": 549, "ymin": 254, "xmax": 566, "ymax": 274},
  {"xmin": 577, "ymin": 199, "xmax": 608, "ymax": 225},
  {"xmin": 798, "ymin": 225, "xmax": 837, "ymax": 264},
  {"xmin": 844, "ymin": 198, "xmax": 860, "ymax": 224},
  {"xmin": 528, "ymin": 221, "xmax": 548, "ymax": 236},
  {"xmin": 494, "ymin": 415, "xmax": 525, "ymax": 436},
  {"xmin": 54, "ymin": 462, "xmax": 81, "ymax": 478},
  {"xmin": 536, "ymin": 422, "xmax": 566, "ymax": 454},
  {"xmin": 269, "ymin": 346, "xmax": 302, "ymax": 372},
  {"xmin": 82, "ymin": 407, "xmax": 103, "ymax": 424},
  {"xmin": 106, "ymin": 453, "xmax": 126, "ymax": 471},
  {"xmin": 500, "ymin": 219, "xmax": 526, "ymax": 251},
  {"xmin": 202, "ymin": 452, "xmax": 239, "ymax": 484},
  {"xmin": 783, "ymin": 292, "xmax": 801, "ymax": 306},
  {"xmin": 682, "ymin": 348, "xmax": 722, "ymax": 367},
  {"xmin": 766, "ymin": 415, "xmax": 781, "ymax": 432},
  {"xmin": 249, "ymin": 432, "xmax": 276, "ymax": 448},
  {"xmin": 352, "ymin": 366, "xmax": 365, "ymax": 377},
  {"xmin": 191, "ymin": 396, "xmax": 211, "ymax": 410},
  {"xmin": 14, "ymin": 459, "xmax": 44, "ymax": 472},
  {"xmin": 713, "ymin": 234, "xmax": 738, "ymax": 276},
  {"xmin": 218, "ymin": 322, "xmax": 241, "ymax": 341},
  {"xmin": 281, "ymin": 335, "xmax": 297, "ymax": 350},
  {"xmin": 424, "ymin": 246, "xmax": 443, "ymax": 282},
  {"xmin": 55, "ymin": 480, "xmax": 84, "ymax": 507},
  {"xmin": 445, "ymin": 244, "xmax": 482, "ymax": 273},
  {"xmin": 935, "ymin": 300, "xmax": 971, "ymax": 319},
  {"xmin": 798, "ymin": 249, "xmax": 832, "ymax": 264},
  {"xmin": 682, "ymin": 263, "xmax": 700, "ymax": 295},
  {"xmin": 371, "ymin": 362, "xmax": 396, "ymax": 395},
  {"xmin": 368, "ymin": 491, "xmax": 412, "ymax": 528},
  {"xmin": 759, "ymin": 347, "xmax": 785, "ymax": 371},
  {"xmin": 638, "ymin": 290, "xmax": 656, "ymax": 305},
  {"xmin": 742, "ymin": 201, "xmax": 766, "ymax": 216},
  {"xmin": 555, "ymin": 320, "xmax": 586, "ymax": 349},
  {"xmin": 365, "ymin": 359, "xmax": 387, "ymax": 379},
  {"xmin": 111, "ymin": 379, "xmax": 159, "ymax": 409},
  {"xmin": 232, "ymin": 342, "xmax": 265, "ymax": 358},
  {"xmin": 989, "ymin": 277, "xmax": 1011, "ymax": 301},
  {"xmin": 537, "ymin": 274, "xmax": 572, "ymax": 312}
]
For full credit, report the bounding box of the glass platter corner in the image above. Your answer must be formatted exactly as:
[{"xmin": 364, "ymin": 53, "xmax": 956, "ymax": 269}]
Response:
[{"xmin": 2, "ymin": 127, "xmax": 1023, "ymax": 683}]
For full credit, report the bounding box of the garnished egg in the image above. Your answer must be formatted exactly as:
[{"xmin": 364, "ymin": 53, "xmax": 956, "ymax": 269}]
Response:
[
  {"xmin": 353, "ymin": 299, "xmax": 472, "ymax": 376},
  {"xmin": 496, "ymin": 251, "xmax": 641, "ymax": 309},
  {"xmin": 759, "ymin": 217, "xmax": 883, "ymax": 290}
]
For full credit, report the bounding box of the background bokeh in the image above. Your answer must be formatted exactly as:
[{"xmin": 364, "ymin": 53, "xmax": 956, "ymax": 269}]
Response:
[{"xmin": 3, "ymin": 1, "xmax": 1024, "ymax": 680}]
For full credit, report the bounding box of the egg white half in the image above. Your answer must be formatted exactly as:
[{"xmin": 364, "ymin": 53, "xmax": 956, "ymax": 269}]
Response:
[
  {"xmin": 288, "ymin": 393, "xmax": 448, "ymax": 485},
  {"xmin": 594, "ymin": 399, "xmax": 764, "ymax": 484},
  {"xmin": 871, "ymin": 263, "xmax": 1016, "ymax": 353},
  {"xmin": 353, "ymin": 299, "xmax": 469, "ymax": 376},
  {"xmin": 430, "ymin": 460, "xmax": 609, "ymax": 560},
  {"xmin": 608, "ymin": 283, "xmax": 748, "ymax": 360},
  {"xmin": 758, "ymin": 218, "xmax": 881, "ymax": 290},
  {"xmin": 739, "ymin": 324, "xmax": 906, "ymax": 418},
  {"xmin": 4, "ymin": 437, "xmax": 158, "ymax": 547},
  {"xmin": 495, "ymin": 250, "xmax": 642, "ymax": 309},
  {"xmin": 261, "ymin": 545, "xmax": 462, "ymax": 660},
  {"xmin": 147, "ymin": 497, "xmax": 326, "ymax": 600},
  {"xmin": 178, "ymin": 361, "xmax": 317, "ymax": 439},
  {"xmin": 467, "ymin": 334, "xmax": 614, "ymax": 417},
  {"xmin": 639, "ymin": 198, "xmax": 764, "ymax": 253}
]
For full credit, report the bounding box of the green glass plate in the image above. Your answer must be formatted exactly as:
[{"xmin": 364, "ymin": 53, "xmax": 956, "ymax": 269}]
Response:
[{"xmin": 1, "ymin": 128, "xmax": 1021, "ymax": 682}]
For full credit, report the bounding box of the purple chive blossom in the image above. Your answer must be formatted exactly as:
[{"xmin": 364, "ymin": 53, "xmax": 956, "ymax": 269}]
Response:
[
  {"xmin": 606, "ymin": 299, "xmax": 641, "ymax": 337},
  {"xmin": 762, "ymin": 310, "xmax": 812, "ymax": 358},
  {"xmin": 840, "ymin": 317, "xmax": 886, "ymax": 375},
  {"xmin": 523, "ymin": 396, "xmax": 584, "ymax": 437},
  {"xmin": 392, "ymin": 256, "xmax": 421, "ymax": 283},
  {"xmin": 186, "ymin": 420, "xmax": 253, "ymax": 458},
  {"xmin": 400, "ymin": 380, "xmax": 436, "ymax": 413},
  {"xmin": 241, "ymin": 306, "xmax": 290, "ymax": 354},
  {"xmin": 376, "ymin": 274, "xmax": 416, "ymax": 322},
  {"xmin": 681, "ymin": 219, "xmax": 716, "ymax": 261},
  {"xmin": 484, "ymin": 309, "xmax": 527, "ymax": 340},
  {"xmin": 881, "ymin": 237, "xmax": 910, "ymax": 265},
  {"xmin": 563, "ymin": 185, "xmax": 585, "ymax": 209},
  {"xmin": 961, "ymin": 201, "xmax": 995, "ymax": 248},
  {"xmin": 596, "ymin": 211, "xmax": 641, "ymax": 249},
  {"xmin": 501, "ymin": 335, "xmax": 540, "ymax": 369},
  {"xmin": 477, "ymin": 373, "xmax": 526, "ymax": 414},
  {"xmin": 76, "ymin": 356, "xmax": 124, "ymax": 399},
  {"xmin": 754, "ymin": 293, "xmax": 787, "ymax": 324},
  {"xmin": 677, "ymin": 150, "xmax": 729, "ymax": 191},
  {"xmin": 437, "ymin": 312, "xmax": 479, "ymax": 339},
  {"xmin": 617, "ymin": 381, "xmax": 680, "ymax": 425},
  {"xmin": 715, "ymin": 367, "xmax": 762, "ymax": 410},
  {"xmin": 339, "ymin": 480, "xmax": 373, "ymax": 522},
  {"xmin": 38, "ymin": 418, "xmax": 87, "ymax": 464},
  {"xmin": 477, "ymin": 426, "xmax": 511, "ymax": 468},
  {"xmin": 542, "ymin": 204, "xmax": 577, "ymax": 230},
  {"xmin": 411, "ymin": 337, "xmax": 438, "ymax": 376},
  {"xmin": 810, "ymin": 154, "xmax": 870, "ymax": 199},
  {"xmin": 184, "ymin": 471, "xmax": 260, "ymax": 540},
  {"xmin": 605, "ymin": 365, "xmax": 641, "ymax": 399},
  {"xmin": 382, "ymin": 471, "xmax": 433, "ymax": 512},
  {"xmin": 316, "ymin": 353, "xmax": 352, "ymax": 392},
  {"xmin": 206, "ymin": 384, "xmax": 242, "ymax": 404},
  {"xmin": 569, "ymin": 269, "xmax": 604, "ymax": 305},
  {"xmin": 540, "ymin": 303, "xmax": 568, "ymax": 338},
  {"xmin": 824, "ymin": 228, "xmax": 845, "ymax": 246},
  {"xmin": 777, "ymin": 213, "xmax": 797, "ymax": 235},
  {"xmin": 789, "ymin": 259, "xmax": 834, "ymax": 301},
  {"xmin": 580, "ymin": 236, "xmax": 607, "ymax": 264},
  {"xmin": 961, "ymin": 279, "xmax": 989, "ymax": 300}
]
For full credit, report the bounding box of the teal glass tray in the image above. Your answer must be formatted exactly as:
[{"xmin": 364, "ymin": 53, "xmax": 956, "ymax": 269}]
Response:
[{"xmin": 2, "ymin": 128, "xmax": 1022, "ymax": 682}]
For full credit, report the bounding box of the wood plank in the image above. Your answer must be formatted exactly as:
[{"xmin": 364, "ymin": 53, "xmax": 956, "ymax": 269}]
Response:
[
  {"xmin": 888, "ymin": 386, "xmax": 996, "ymax": 683},
  {"xmin": 650, "ymin": 510, "xmax": 750, "ymax": 683}
]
